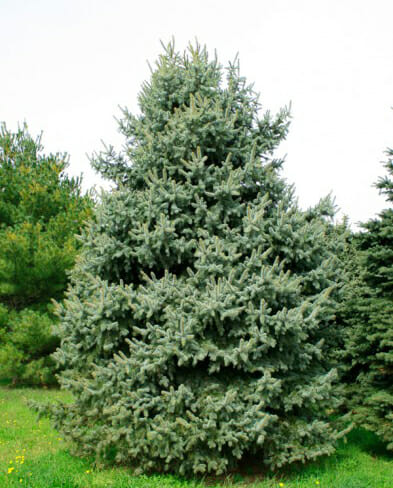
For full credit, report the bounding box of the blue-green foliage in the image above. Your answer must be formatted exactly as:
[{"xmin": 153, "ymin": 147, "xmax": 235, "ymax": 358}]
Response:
[{"xmin": 46, "ymin": 42, "xmax": 347, "ymax": 475}]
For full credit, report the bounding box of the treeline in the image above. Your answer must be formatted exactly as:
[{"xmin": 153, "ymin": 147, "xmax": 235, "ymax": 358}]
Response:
[{"xmin": 1, "ymin": 42, "xmax": 392, "ymax": 475}]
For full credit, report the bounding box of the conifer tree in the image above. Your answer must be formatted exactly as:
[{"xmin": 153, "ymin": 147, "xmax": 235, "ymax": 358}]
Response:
[
  {"xmin": 0, "ymin": 123, "xmax": 92, "ymax": 384},
  {"xmin": 47, "ymin": 42, "xmax": 347, "ymax": 475},
  {"xmin": 342, "ymin": 150, "xmax": 393, "ymax": 449}
]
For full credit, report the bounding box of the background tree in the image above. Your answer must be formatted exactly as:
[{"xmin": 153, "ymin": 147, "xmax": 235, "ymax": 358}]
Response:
[
  {"xmin": 341, "ymin": 150, "xmax": 393, "ymax": 449},
  {"xmin": 45, "ymin": 42, "xmax": 348, "ymax": 475},
  {"xmin": 0, "ymin": 123, "xmax": 93, "ymax": 385}
]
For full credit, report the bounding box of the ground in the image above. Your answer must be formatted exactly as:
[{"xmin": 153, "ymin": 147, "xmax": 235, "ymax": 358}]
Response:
[{"xmin": 0, "ymin": 386, "xmax": 392, "ymax": 487}]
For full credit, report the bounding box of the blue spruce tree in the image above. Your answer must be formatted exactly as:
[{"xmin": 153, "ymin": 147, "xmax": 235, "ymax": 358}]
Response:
[{"xmin": 47, "ymin": 42, "xmax": 347, "ymax": 475}]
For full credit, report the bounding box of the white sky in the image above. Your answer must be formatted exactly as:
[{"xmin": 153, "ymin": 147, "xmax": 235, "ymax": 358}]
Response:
[{"xmin": 1, "ymin": 0, "xmax": 392, "ymax": 227}]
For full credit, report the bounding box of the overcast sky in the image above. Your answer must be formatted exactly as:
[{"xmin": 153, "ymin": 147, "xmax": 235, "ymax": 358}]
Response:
[{"xmin": 1, "ymin": 0, "xmax": 392, "ymax": 227}]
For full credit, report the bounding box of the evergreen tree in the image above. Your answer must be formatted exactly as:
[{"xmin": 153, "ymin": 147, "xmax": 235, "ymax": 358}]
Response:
[
  {"xmin": 0, "ymin": 123, "xmax": 92, "ymax": 384},
  {"xmin": 47, "ymin": 42, "xmax": 347, "ymax": 475},
  {"xmin": 342, "ymin": 150, "xmax": 393, "ymax": 449}
]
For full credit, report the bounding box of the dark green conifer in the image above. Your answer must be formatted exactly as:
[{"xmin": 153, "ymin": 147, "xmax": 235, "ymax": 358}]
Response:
[
  {"xmin": 342, "ymin": 150, "xmax": 393, "ymax": 449},
  {"xmin": 48, "ymin": 42, "xmax": 347, "ymax": 475}
]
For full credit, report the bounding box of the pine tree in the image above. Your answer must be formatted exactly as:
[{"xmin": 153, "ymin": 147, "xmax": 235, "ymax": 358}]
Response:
[
  {"xmin": 342, "ymin": 150, "xmax": 393, "ymax": 449},
  {"xmin": 0, "ymin": 123, "xmax": 92, "ymax": 384},
  {"xmin": 46, "ymin": 42, "xmax": 347, "ymax": 475}
]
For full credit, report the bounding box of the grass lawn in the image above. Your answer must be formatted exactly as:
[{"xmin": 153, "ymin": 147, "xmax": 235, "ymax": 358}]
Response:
[{"xmin": 0, "ymin": 386, "xmax": 392, "ymax": 487}]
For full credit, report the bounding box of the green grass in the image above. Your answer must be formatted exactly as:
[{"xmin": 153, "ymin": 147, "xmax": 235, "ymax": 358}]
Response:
[{"xmin": 0, "ymin": 386, "xmax": 392, "ymax": 487}]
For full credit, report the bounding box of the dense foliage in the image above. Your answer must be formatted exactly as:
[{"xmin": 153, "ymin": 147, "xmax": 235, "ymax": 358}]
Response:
[
  {"xmin": 341, "ymin": 151, "xmax": 393, "ymax": 449},
  {"xmin": 44, "ymin": 43, "xmax": 349, "ymax": 476},
  {"xmin": 0, "ymin": 123, "xmax": 92, "ymax": 385}
]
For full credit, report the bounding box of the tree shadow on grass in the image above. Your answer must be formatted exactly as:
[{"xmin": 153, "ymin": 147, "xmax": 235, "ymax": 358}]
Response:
[{"xmin": 347, "ymin": 428, "xmax": 392, "ymax": 461}]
